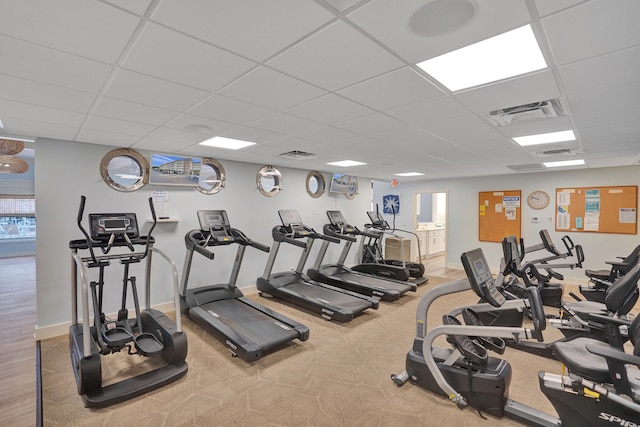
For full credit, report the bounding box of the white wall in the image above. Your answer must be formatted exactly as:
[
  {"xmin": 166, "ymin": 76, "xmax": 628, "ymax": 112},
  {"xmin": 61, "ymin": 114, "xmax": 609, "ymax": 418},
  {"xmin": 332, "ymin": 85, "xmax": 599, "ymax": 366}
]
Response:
[
  {"xmin": 35, "ymin": 138, "xmax": 371, "ymax": 332},
  {"xmin": 374, "ymin": 166, "xmax": 640, "ymax": 280}
]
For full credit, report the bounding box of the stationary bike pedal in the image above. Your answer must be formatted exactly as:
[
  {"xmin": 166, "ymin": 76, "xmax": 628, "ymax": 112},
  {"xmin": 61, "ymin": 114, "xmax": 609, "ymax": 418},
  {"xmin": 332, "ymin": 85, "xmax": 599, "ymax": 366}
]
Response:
[{"xmin": 133, "ymin": 332, "xmax": 164, "ymax": 357}]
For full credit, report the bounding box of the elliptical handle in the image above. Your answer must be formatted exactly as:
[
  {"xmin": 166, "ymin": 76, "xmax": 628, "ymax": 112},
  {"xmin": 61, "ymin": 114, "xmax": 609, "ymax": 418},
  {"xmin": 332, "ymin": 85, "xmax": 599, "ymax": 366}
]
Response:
[
  {"xmin": 140, "ymin": 197, "xmax": 157, "ymax": 260},
  {"xmin": 76, "ymin": 195, "xmax": 97, "ymax": 264}
]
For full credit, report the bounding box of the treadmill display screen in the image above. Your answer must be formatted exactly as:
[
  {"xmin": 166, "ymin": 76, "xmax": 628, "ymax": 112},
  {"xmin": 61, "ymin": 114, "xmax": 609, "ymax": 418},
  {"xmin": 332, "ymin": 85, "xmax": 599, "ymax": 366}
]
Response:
[
  {"xmin": 279, "ymin": 210, "xmax": 302, "ymax": 227},
  {"xmin": 197, "ymin": 210, "xmax": 230, "ymax": 229},
  {"xmin": 327, "ymin": 211, "xmax": 345, "ymax": 226}
]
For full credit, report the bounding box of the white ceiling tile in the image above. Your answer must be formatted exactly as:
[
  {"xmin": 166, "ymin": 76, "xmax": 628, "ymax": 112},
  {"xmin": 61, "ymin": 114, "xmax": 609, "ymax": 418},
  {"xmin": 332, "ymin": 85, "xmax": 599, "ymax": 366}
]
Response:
[
  {"xmin": 188, "ymin": 95, "xmax": 277, "ymax": 126},
  {"xmin": 219, "ymin": 67, "xmax": 327, "ymax": 111},
  {"xmin": 558, "ymin": 45, "xmax": 640, "ymax": 95},
  {"xmin": 102, "ymin": 0, "xmax": 153, "ymax": 16},
  {"xmin": 2, "ymin": 116, "xmax": 78, "ymax": 141},
  {"xmin": 334, "ymin": 113, "xmax": 406, "ymax": 136},
  {"xmin": 0, "ymin": 35, "xmax": 112, "ymax": 93},
  {"xmin": 137, "ymin": 129, "xmax": 205, "ymax": 150},
  {"xmin": 374, "ymin": 126, "xmax": 444, "ymax": 147},
  {"xmin": 83, "ymin": 116, "xmax": 156, "ymax": 137},
  {"xmin": 164, "ymin": 114, "xmax": 238, "ymax": 136},
  {"xmin": 0, "ymin": 99, "xmax": 85, "ymax": 128},
  {"xmin": 534, "ymin": 0, "xmax": 588, "ymax": 17},
  {"xmin": 267, "ymin": 21, "xmax": 404, "ymax": 91},
  {"xmin": 0, "ymin": 0, "xmax": 140, "ymax": 63},
  {"xmin": 542, "ymin": 0, "xmax": 640, "ymax": 65},
  {"xmin": 454, "ymin": 70, "xmax": 560, "ymax": 113},
  {"xmin": 348, "ymin": 0, "xmax": 531, "ymax": 63},
  {"xmin": 250, "ymin": 113, "xmax": 323, "ymax": 135},
  {"xmin": 0, "ymin": 74, "xmax": 97, "ymax": 113},
  {"xmin": 582, "ymin": 132, "xmax": 640, "ymax": 152},
  {"xmin": 296, "ymin": 126, "xmax": 368, "ymax": 145},
  {"xmin": 104, "ymin": 69, "xmax": 210, "ymax": 111},
  {"xmin": 152, "ymin": 0, "xmax": 335, "ymax": 62},
  {"xmin": 385, "ymin": 96, "xmax": 469, "ymax": 128},
  {"xmin": 131, "ymin": 137, "xmax": 193, "ymax": 153},
  {"xmin": 76, "ymin": 128, "xmax": 141, "ymax": 146},
  {"xmin": 286, "ymin": 94, "xmax": 374, "ymax": 124},
  {"xmin": 321, "ymin": 0, "xmax": 363, "ymax": 12},
  {"xmin": 568, "ymin": 81, "xmax": 640, "ymax": 129},
  {"xmin": 266, "ymin": 136, "xmax": 324, "ymax": 150},
  {"xmin": 122, "ymin": 23, "xmax": 256, "ymax": 92},
  {"xmin": 93, "ymin": 97, "xmax": 178, "ymax": 126},
  {"xmin": 337, "ymin": 67, "xmax": 444, "ymax": 111},
  {"xmin": 579, "ymin": 120, "xmax": 640, "ymax": 139},
  {"xmin": 220, "ymin": 126, "xmax": 284, "ymax": 143}
]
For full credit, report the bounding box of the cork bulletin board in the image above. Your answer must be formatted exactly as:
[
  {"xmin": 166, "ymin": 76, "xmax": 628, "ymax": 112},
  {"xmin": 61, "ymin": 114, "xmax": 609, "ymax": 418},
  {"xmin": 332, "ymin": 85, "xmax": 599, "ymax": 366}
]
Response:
[
  {"xmin": 555, "ymin": 186, "xmax": 637, "ymax": 234},
  {"xmin": 479, "ymin": 190, "xmax": 521, "ymax": 242}
]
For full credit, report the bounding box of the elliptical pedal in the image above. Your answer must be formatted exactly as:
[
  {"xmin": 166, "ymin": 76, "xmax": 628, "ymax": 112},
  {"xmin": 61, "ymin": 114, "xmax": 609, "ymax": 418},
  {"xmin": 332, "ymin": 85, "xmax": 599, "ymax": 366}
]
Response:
[{"xmin": 133, "ymin": 333, "xmax": 164, "ymax": 357}]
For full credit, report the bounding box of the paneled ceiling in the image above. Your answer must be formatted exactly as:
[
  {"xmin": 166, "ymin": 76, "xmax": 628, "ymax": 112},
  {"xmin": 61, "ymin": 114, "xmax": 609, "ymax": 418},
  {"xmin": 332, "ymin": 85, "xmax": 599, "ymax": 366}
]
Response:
[{"xmin": 1, "ymin": 0, "xmax": 639, "ymax": 181}]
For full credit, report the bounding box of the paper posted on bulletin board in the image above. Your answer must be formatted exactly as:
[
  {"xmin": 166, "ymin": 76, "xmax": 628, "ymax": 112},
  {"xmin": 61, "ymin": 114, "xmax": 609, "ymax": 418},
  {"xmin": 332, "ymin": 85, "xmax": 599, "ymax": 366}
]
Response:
[{"xmin": 555, "ymin": 186, "xmax": 637, "ymax": 234}]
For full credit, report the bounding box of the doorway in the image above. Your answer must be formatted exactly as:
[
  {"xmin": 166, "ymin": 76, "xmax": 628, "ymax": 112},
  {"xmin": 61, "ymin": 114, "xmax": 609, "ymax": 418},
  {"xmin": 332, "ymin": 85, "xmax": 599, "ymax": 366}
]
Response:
[{"xmin": 414, "ymin": 192, "xmax": 447, "ymax": 274}]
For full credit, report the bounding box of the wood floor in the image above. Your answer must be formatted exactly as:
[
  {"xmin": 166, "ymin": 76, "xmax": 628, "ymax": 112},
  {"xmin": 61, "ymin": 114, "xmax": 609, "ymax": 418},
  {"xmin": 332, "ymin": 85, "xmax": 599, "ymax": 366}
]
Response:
[{"xmin": 0, "ymin": 256, "xmax": 37, "ymax": 426}]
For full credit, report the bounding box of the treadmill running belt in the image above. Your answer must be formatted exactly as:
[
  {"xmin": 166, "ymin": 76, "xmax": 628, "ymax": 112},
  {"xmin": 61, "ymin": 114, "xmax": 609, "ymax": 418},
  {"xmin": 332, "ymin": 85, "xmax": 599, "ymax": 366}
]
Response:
[
  {"xmin": 199, "ymin": 299, "xmax": 298, "ymax": 347},
  {"xmin": 283, "ymin": 281, "xmax": 373, "ymax": 310}
]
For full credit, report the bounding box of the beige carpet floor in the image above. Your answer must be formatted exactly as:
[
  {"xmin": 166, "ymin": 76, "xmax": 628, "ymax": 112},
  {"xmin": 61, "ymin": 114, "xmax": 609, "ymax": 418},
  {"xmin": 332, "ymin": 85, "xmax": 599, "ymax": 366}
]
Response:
[{"xmin": 42, "ymin": 276, "xmax": 574, "ymax": 426}]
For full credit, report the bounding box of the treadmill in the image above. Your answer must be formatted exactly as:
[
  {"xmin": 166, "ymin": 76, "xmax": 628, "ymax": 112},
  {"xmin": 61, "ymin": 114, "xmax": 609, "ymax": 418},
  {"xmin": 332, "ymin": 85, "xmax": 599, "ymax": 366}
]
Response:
[
  {"xmin": 256, "ymin": 210, "xmax": 379, "ymax": 322},
  {"xmin": 181, "ymin": 210, "xmax": 309, "ymax": 362},
  {"xmin": 307, "ymin": 210, "xmax": 416, "ymax": 301}
]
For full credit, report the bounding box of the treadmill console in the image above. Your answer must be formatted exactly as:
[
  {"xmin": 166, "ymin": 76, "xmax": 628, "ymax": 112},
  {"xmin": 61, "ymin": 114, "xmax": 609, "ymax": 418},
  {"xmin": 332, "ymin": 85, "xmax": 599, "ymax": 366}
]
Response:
[
  {"xmin": 326, "ymin": 210, "xmax": 356, "ymax": 234},
  {"xmin": 197, "ymin": 210, "xmax": 234, "ymax": 243},
  {"xmin": 89, "ymin": 213, "xmax": 139, "ymax": 241},
  {"xmin": 278, "ymin": 210, "xmax": 312, "ymax": 237},
  {"xmin": 461, "ymin": 248, "xmax": 505, "ymax": 308}
]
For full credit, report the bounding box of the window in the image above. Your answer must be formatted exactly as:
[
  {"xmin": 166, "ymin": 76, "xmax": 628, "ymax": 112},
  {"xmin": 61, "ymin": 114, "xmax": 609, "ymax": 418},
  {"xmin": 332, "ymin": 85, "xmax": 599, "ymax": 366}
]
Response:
[{"xmin": 0, "ymin": 194, "xmax": 35, "ymax": 239}]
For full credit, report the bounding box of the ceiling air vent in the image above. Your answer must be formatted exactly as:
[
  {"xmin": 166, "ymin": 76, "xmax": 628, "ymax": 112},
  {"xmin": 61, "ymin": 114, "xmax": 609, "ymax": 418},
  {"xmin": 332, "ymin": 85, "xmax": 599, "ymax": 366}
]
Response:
[
  {"xmin": 531, "ymin": 148, "xmax": 581, "ymax": 158},
  {"xmin": 507, "ymin": 163, "xmax": 546, "ymax": 172},
  {"xmin": 277, "ymin": 150, "xmax": 317, "ymax": 160},
  {"xmin": 483, "ymin": 98, "xmax": 567, "ymax": 127}
]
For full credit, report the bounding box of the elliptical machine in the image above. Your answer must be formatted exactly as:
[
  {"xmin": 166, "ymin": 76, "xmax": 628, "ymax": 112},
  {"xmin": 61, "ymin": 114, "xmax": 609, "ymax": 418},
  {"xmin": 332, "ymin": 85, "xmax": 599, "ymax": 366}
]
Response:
[
  {"xmin": 391, "ymin": 247, "xmax": 640, "ymax": 426},
  {"xmin": 69, "ymin": 196, "xmax": 188, "ymax": 408}
]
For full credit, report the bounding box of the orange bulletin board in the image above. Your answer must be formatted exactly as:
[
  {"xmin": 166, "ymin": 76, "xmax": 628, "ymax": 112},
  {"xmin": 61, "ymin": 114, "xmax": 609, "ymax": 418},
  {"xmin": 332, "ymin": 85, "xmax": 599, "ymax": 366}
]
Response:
[
  {"xmin": 555, "ymin": 186, "xmax": 637, "ymax": 234},
  {"xmin": 479, "ymin": 190, "xmax": 521, "ymax": 242}
]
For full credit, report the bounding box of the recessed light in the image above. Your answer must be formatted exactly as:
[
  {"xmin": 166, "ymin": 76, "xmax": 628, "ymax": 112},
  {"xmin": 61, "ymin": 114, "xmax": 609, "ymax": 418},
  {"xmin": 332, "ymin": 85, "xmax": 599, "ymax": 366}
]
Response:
[
  {"xmin": 416, "ymin": 24, "xmax": 546, "ymax": 91},
  {"xmin": 513, "ymin": 130, "xmax": 576, "ymax": 146},
  {"xmin": 394, "ymin": 172, "xmax": 425, "ymax": 177},
  {"xmin": 543, "ymin": 159, "xmax": 585, "ymax": 168},
  {"xmin": 0, "ymin": 136, "xmax": 35, "ymax": 143},
  {"xmin": 199, "ymin": 136, "xmax": 256, "ymax": 150},
  {"xmin": 327, "ymin": 160, "xmax": 367, "ymax": 167}
]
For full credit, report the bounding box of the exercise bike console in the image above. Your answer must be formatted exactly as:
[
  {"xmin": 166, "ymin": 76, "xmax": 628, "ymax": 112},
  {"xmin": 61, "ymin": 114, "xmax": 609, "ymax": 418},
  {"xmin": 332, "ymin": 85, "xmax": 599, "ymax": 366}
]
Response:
[{"xmin": 461, "ymin": 248, "xmax": 505, "ymax": 307}]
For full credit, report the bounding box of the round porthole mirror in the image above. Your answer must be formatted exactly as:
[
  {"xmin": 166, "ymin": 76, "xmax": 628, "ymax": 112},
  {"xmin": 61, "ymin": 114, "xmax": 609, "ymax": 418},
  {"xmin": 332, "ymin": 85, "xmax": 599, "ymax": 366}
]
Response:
[
  {"xmin": 196, "ymin": 158, "xmax": 226, "ymax": 195},
  {"xmin": 100, "ymin": 148, "xmax": 149, "ymax": 192},
  {"xmin": 256, "ymin": 165, "xmax": 282, "ymax": 197},
  {"xmin": 305, "ymin": 171, "xmax": 325, "ymax": 199},
  {"xmin": 344, "ymin": 179, "xmax": 358, "ymax": 200}
]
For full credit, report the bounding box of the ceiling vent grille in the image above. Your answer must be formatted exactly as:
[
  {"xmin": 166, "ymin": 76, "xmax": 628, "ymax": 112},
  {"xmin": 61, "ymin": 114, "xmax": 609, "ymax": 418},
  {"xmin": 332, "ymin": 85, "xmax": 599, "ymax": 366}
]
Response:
[
  {"xmin": 483, "ymin": 98, "xmax": 567, "ymax": 127},
  {"xmin": 507, "ymin": 163, "xmax": 546, "ymax": 172},
  {"xmin": 277, "ymin": 150, "xmax": 318, "ymax": 160}
]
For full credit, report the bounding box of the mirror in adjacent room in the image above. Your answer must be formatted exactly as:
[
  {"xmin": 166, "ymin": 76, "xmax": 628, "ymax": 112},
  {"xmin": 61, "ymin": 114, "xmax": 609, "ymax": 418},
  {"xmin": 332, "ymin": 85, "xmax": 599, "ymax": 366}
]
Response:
[
  {"xmin": 344, "ymin": 179, "xmax": 359, "ymax": 200},
  {"xmin": 414, "ymin": 191, "xmax": 447, "ymax": 272},
  {"xmin": 256, "ymin": 165, "xmax": 282, "ymax": 197},
  {"xmin": 196, "ymin": 158, "xmax": 226, "ymax": 195},
  {"xmin": 100, "ymin": 148, "xmax": 149, "ymax": 192},
  {"xmin": 305, "ymin": 171, "xmax": 325, "ymax": 199}
]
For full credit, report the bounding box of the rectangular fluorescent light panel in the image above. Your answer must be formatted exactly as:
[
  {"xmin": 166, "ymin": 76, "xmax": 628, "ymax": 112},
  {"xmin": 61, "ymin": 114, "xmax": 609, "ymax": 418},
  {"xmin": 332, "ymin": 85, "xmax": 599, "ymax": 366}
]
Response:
[
  {"xmin": 417, "ymin": 25, "xmax": 547, "ymax": 91},
  {"xmin": 394, "ymin": 172, "xmax": 425, "ymax": 177},
  {"xmin": 543, "ymin": 159, "xmax": 585, "ymax": 168},
  {"xmin": 513, "ymin": 130, "xmax": 576, "ymax": 146},
  {"xmin": 327, "ymin": 160, "xmax": 367, "ymax": 167},
  {"xmin": 199, "ymin": 136, "xmax": 256, "ymax": 150}
]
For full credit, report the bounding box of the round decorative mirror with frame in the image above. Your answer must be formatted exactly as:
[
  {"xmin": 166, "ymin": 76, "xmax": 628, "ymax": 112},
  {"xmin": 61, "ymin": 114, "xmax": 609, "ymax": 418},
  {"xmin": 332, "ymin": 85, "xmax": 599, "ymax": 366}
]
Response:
[
  {"xmin": 344, "ymin": 180, "xmax": 358, "ymax": 200},
  {"xmin": 196, "ymin": 158, "xmax": 226, "ymax": 195},
  {"xmin": 305, "ymin": 171, "xmax": 325, "ymax": 199},
  {"xmin": 99, "ymin": 148, "xmax": 149, "ymax": 192},
  {"xmin": 256, "ymin": 165, "xmax": 283, "ymax": 197}
]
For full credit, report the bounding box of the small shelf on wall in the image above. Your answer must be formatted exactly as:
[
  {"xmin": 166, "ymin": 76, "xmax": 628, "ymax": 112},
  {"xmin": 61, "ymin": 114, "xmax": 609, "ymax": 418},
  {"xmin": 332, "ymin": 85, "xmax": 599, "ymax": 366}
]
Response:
[{"xmin": 146, "ymin": 218, "xmax": 180, "ymax": 223}]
